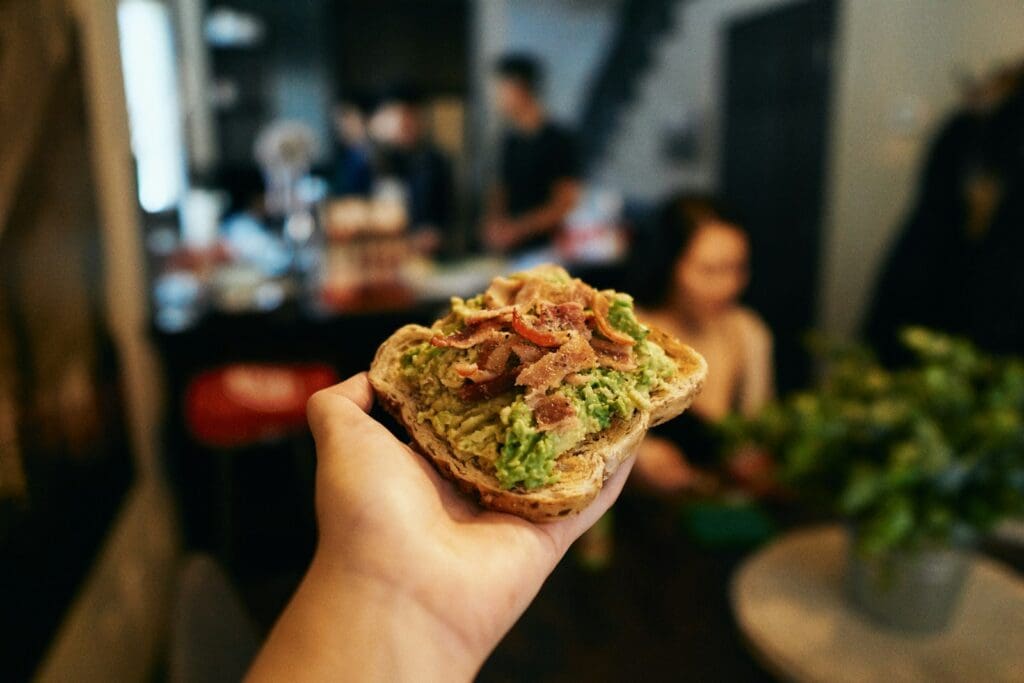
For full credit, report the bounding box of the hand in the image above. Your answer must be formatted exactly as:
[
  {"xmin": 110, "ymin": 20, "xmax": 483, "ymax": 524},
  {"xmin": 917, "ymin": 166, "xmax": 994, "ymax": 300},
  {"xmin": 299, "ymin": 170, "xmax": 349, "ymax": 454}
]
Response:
[
  {"xmin": 726, "ymin": 446, "xmax": 777, "ymax": 497},
  {"xmin": 632, "ymin": 435, "xmax": 716, "ymax": 495},
  {"xmin": 247, "ymin": 374, "xmax": 634, "ymax": 682},
  {"xmin": 483, "ymin": 218, "xmax": 520, "ymax": 251}
]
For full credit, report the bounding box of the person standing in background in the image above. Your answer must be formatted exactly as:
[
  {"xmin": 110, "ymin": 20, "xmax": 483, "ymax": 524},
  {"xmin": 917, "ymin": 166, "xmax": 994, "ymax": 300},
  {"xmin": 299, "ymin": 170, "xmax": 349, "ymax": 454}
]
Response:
[
  {"xmin": 484, "ymin": 54, "xmax": 582, "ymax": 254},
  {"xmin": 368, "ymin": 84, "xmax": 455, "ymax": 254},
  {"xmin": 329, "ymin": 95, "xmax": 373, "ymax": 197}
]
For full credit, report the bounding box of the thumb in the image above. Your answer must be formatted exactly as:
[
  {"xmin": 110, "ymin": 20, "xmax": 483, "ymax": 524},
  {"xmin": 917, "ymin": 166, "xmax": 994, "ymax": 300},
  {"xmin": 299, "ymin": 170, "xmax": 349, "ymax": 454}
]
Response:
[{"xmin": 306, "ymin": 373, "xmax": 375, "ymax": 442}]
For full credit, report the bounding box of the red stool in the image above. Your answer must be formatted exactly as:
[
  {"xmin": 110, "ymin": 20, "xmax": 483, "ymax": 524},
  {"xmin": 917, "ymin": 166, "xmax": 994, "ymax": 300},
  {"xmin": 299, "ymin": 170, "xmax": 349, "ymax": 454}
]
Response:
[
  {"xmin": 182, "ymin": 364, "xmax": 338, "ymax": 567},
  {"xmin": 185, "ymin": 364, "xmax": 337, "ymax": 448}
]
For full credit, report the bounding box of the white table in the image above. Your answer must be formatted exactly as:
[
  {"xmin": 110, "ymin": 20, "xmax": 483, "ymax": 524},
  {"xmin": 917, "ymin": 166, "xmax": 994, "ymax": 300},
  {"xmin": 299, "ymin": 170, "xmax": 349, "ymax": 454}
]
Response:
[{"xmin": 731, "ymin": 525, "xmax": 1024, "ymax": 683}]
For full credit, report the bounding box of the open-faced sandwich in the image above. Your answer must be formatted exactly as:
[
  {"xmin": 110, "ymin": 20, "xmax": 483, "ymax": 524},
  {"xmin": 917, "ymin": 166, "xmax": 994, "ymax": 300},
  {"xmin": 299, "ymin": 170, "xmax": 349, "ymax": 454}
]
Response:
[{"xmin": 369, "ymin": 264, "xmax": 706, "ymax": 521}]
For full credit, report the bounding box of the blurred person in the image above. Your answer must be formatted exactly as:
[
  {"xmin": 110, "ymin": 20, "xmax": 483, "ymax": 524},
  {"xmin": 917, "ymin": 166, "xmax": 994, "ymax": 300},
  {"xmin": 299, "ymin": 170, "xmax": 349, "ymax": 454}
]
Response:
[
  {"xmin": 368, "ymin": 83, "xmax": 454, "ymax": 254},
  {"xmin": 329, "ymin": 95, "xmax": 373, "ymax": 197},
  {"xmin": 484, "ymin": 53, "xmax": 581, "ymax": 253},
  {"xmin": 865, "ymin": 61, "xmax": 1024, "ymax": 362},
  {"xmin": 247, "ymin": 374, "xmax": 633, "ymax": 681},
  {"xmin": 632, "ymin": 195, "xmax": 774, "ymax": 494}
]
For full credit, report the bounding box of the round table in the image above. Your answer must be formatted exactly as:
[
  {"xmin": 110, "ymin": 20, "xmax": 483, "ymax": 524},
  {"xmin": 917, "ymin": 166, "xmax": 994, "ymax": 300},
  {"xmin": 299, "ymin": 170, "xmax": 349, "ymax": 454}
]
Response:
[{"xmin": 731, "ymin": 525, "xmax": 1024, "ymax": 683}]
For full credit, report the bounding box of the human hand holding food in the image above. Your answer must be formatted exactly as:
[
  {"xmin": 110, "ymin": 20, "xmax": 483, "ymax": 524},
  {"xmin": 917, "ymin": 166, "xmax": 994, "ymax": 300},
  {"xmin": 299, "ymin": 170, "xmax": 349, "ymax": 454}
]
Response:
[
  {"xmin": 246, "ymin": 373, "xmax": 635, "ymax": 682},
  {"xmin": 370, "ymin": 265, "xmax": 706, "ymax": 520}
]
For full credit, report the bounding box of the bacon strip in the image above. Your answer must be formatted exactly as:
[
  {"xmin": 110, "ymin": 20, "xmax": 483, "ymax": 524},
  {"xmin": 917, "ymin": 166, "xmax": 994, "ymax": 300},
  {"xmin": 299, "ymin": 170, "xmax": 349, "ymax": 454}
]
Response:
[
  {"xmin": 512, "ymin": 309, "xmax": 565, "ymax": 348},
  {"xmin": 453, "ymin": 361, "xmax": 500, "ymax": 383},
  {"xmin": 463, "ymin": 305, "xmax": 516, "ymax": 326},
  {"xmin": 431, "ymin": 321, "xmax": 508, "ymax": 349},
  {"xmin": 591, "ymin": 293, "xmax": 636, "ymax": 346},
  {"xmin": 591, "ymin": 337, "xmax": 637, "ymax": 371},
  {"xmin": 458, "ymin": 372, "xmax": 516, "ymax": 401},
  {"xmin": 481, "ymin": 339, "xmax": 513, "ymax": 374},
  {"xmin": 514, "ymin": 274, "xmax": 595, "ymax": 308},
  {"xmin": 537, "ymin": 301, "xmax": 589, "ymax": 335},
  {"xmin": 510, "ymin": 339, "xmax": 544, "ymax": 363},
  {"xmin": 483, "ymin": 276, "xmax": 523, "ymax": 308},
  {"xmin": 515, "ymin": 335, "xmax": 597, "ymax": 391},
  {"xmin": 530, "ymin": 393, "xmax": 577, "ymax": 431}
]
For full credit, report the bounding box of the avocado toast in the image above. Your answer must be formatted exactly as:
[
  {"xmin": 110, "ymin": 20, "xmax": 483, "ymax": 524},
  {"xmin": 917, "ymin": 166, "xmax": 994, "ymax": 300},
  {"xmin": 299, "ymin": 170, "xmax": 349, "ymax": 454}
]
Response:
[{"xmin": 369, "ymin": 264, "xmax": 706, "ymax": 521}]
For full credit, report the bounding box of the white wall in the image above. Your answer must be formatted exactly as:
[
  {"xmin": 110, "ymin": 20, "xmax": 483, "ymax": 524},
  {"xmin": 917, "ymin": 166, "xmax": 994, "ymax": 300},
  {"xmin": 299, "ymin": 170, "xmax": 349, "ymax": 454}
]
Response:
[
  {"xmin": 469, "ymin": 0, "xmax": 619, "ymax": 185},
  {"xmin": 596, "ymin": 0, "xmax": 1024, "ymax": 340},
  {"xmin": 594, "ymin": 0, "xmax": 799, "ymax": 199},
  {"xmin": 504, "ymin": 0, "xmax": 619, "ymax": 124}
]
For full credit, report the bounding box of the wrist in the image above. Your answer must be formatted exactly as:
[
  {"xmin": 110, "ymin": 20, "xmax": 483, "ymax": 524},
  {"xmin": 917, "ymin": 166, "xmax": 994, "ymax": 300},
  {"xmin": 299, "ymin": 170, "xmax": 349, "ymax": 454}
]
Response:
[{"xmin": 279, "ymin": 553, "xmax": 484, "ymax": 681}]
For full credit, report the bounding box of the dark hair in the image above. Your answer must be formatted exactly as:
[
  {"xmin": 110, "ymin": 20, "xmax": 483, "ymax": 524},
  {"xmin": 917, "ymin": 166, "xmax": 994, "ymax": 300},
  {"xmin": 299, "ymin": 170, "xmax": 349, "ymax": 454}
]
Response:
[
  {"xmin": 336, "ymin": 90, "xmax": 373, "ymax": 116},
  {"xmin": 375, "ymin": 82, "xmax": 425, "ymax": 111},
  {"xmin": 648, "ymin": 192, "xmax": 747, "ymax": 305},
  {"xmin": 494, "ymin": 53, "xmax": 543, "ymax": 94}
]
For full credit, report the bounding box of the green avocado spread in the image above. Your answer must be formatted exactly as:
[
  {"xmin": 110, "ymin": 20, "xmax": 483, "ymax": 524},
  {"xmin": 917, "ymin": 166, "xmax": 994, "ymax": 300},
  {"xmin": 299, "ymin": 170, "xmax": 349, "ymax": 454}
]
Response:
[{"xmin": 400, "ymin": 268, "xmax": 676, "ymax": 490}]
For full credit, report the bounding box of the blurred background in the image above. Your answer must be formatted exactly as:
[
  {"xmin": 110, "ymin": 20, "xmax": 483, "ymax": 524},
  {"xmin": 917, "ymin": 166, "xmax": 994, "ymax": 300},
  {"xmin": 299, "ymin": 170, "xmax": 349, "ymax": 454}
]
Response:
[{"xmin": 2, "ymin": 0, "xmax": 1023, "ymax": 681}]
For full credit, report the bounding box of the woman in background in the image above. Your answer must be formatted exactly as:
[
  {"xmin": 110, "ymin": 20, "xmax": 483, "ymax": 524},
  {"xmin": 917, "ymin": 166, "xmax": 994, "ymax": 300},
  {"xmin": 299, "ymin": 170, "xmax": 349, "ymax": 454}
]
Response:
[{"xmin": 633, "ymin": 194, "xmax": 774, "ymax": 493}]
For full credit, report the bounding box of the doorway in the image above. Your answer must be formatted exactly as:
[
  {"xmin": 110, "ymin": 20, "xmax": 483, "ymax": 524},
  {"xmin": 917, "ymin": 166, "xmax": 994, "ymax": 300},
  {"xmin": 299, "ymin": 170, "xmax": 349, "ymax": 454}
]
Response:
[{"xmin": 721, "ymin": 0, "xmax": 836, "ymax": 392}]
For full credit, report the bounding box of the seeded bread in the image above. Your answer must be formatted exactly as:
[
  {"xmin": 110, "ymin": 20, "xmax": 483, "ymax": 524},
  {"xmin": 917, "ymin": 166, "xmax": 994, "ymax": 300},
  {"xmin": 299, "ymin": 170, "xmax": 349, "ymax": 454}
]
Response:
[{"xmin": 369, "ymin": 324, "xmax": 706, "ymax": 522}]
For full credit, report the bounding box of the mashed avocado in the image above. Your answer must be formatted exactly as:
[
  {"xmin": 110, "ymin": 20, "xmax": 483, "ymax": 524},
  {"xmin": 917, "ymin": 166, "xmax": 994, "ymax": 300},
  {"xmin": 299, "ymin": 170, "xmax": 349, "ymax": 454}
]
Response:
[{"xmin": 401, "ymin": 288, "xmax": 676, "ymax": 490}]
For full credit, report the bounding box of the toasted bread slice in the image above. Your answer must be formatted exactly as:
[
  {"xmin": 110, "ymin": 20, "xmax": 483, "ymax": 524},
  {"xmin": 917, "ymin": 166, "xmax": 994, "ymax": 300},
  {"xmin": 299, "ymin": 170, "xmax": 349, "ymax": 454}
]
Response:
[{"xmin": 369, "ymin": 324, "xmax": 706, "ymax": 521}]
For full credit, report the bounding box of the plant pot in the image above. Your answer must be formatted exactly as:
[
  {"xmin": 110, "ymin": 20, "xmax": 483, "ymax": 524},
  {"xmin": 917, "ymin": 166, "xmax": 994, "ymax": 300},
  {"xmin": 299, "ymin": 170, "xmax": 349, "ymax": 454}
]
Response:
[{"xmin": 845, "ymin": 531, "xmax": 974, "ymax": 633}]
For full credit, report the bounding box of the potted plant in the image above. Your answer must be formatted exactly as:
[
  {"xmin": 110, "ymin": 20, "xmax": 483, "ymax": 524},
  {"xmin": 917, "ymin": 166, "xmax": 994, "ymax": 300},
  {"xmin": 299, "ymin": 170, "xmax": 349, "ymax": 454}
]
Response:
[{"xmin": 723, "ymin": 328, "xmax": 1024, "ymax": 632}]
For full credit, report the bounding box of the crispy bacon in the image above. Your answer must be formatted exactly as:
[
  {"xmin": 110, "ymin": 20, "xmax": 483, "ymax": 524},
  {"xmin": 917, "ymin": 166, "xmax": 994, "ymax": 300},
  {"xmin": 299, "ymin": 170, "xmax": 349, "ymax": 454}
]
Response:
[
  {"xmin": 512, "ymin": 309, "xmax": 565, "ymax": 348},
  {"xmin": 431, "ymin": 321, "xmax": 508, "ymax": 349},
  {"xmin": 591, "ymin": 293, "xmax": 636, "ymax": 346},
  {"xmin": 514, "ymin": 272, "xmax": 595, "ymax": 308},
  {"xmin": 441, "ymin": 268, "xmax": 643, "ymax": 403},
  {"xmin": 458, "ymin": 371, "xmax": 516, "ymax": 401},
  {"xmin": 453, "ymin": 362, "xmax": 478, "ymax": 377},
  {"xmin": 480, "ymin": 339, "xmax": 513, "ymax": 374},
  {"xmin": 463, "ymin": 305, "xmax": 516, "ymax": 326},
  {"xmin": 510, "ymin": 339, "xmax": 544, "ymax": 363},
  {"xmin": 516, "ymin": 335, "xmax": 597, "ymax": 391},
  {"xmin": 483, "ymin": 276, "xmax": 523, "ymax": 308},
  {"xmin": 591, "ymin": 337, "xmax": 637, "ymax": 371},
  {"xmin": 530, "ymin": 393, "xmax": 577, "ymax": 431},
  {"xmin": 453, "ymin": 361, "xmax": 500, "ymax": 383},
  {"xmin": 537, "ymin": 301, "xmax": 589, "ymax": 335}
]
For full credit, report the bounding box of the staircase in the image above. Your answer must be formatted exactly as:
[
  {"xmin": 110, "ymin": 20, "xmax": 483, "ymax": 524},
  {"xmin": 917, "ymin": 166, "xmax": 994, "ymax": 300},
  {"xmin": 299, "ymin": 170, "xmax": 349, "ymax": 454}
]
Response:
[{"xmin": 578, "ymin": 0, "xmax": 683, "ymax": 169}]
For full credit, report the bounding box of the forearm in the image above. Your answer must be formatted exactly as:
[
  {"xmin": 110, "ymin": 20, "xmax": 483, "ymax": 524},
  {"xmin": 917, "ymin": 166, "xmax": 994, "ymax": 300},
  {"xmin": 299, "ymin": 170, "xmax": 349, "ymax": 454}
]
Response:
[
  {"xmin": 508, "ymin": 202, "xmax": 566, "ymax": 242},
  {"xmin": 247, "ymin": 555, "xmax": 481, "ymax": 683},
  {"xmin": 508, "ymin": 181, "xmax": 580, "ymax": 242},
  {"xmin": 485, "ymin": 185, "xmax": 507, "ymax": 223}
]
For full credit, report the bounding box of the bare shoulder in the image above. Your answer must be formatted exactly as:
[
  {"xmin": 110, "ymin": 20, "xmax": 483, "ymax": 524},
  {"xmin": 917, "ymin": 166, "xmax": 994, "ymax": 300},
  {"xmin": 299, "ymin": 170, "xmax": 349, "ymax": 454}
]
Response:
[{"xmin": 727, "ymin": 307, "xmax": 773, "ymax": 347}]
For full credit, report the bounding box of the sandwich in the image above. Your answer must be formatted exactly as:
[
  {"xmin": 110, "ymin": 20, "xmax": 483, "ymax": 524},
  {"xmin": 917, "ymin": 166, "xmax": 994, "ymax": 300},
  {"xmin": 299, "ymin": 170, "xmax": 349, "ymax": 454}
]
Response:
[{"xmin": 368, "ymin": 264, "xmax": 706, "ymax": 521}]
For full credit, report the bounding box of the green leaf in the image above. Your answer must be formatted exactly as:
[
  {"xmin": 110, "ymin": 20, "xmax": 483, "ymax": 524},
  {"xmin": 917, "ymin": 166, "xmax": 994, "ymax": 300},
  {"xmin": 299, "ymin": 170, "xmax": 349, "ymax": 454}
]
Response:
[
  {"xmin": 858, "ymin": 496, "xmax": 915, "ymax": 555},
  {"xmin": 840, "ymin": 464, "xmax": 883, "ymax": 514}
]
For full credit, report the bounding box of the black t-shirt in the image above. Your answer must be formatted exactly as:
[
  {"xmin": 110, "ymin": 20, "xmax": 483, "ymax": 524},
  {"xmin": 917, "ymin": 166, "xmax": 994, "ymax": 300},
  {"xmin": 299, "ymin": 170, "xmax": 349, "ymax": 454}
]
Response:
[
  {"xmin": 500, "ymin": 122, "xmax": 580, "ymax": 248},
  {"xmin": 375, "ymin": 144, "xmax": 454, "ymax": 231}
]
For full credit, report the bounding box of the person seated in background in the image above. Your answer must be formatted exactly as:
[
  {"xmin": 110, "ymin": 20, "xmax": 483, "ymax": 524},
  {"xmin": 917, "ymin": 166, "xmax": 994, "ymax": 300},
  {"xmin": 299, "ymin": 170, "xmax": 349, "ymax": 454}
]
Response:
[
  {"xmin": 633, "ymin": 194, "xmax": 774, "ymax": 493},
  {"xmin": 329, "ymin": 94, "xmax": 373, "ymax": 197},
  {"xmin": 367, "ymin": 83, "xmax": 455, "ymax": 254},
  {"xmin": 484, "ymin": 53, "xmax": 581, "ymax": 254}
]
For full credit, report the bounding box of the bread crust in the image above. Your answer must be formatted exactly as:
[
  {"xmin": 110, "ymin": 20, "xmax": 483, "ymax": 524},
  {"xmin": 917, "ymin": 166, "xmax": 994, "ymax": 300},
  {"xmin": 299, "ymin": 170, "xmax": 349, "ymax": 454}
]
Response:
[{"xmin": 368, "ymin": 324, "xmax": 706, "ymax": 522}]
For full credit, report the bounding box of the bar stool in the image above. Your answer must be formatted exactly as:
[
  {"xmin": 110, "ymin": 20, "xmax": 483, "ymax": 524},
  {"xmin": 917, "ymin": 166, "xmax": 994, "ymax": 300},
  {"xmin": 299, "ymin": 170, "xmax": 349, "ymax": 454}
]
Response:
[{"xmin": 183, "ymin": 363, "xmax": 337, "ymax": 568}]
